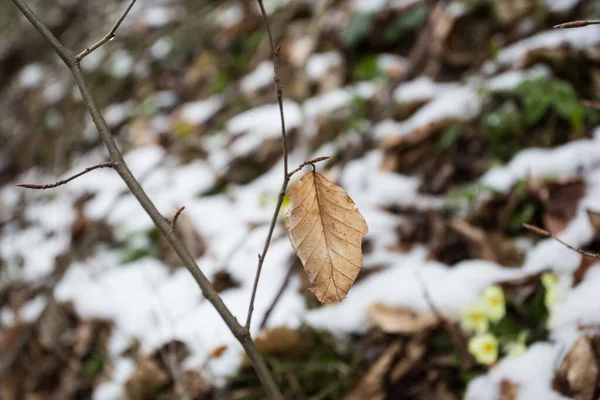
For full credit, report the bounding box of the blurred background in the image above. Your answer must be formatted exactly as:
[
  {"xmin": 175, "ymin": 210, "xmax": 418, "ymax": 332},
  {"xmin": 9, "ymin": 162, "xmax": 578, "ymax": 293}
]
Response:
[{"xmin": 2, "ymin": 0, "xmax": 600, "ymax": 399}]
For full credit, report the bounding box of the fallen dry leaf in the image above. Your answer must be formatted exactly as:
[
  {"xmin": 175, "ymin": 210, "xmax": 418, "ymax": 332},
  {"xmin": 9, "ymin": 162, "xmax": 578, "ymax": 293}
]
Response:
[
  {"xmin": 500, "ymin": 379, "xmax": 520, "ymax": 400},
  {"xmin": 255, "ymin": 326, "xmax": 301, "ymax": 355},
  {"xmin": 343, "ymin": 341, "xmax": 403, "ymax": 400},
  {"xmin": 555, "ymin": 335, "xmax": 599, "ymax": 400},
  {"xmin": 284, "ymin": 171, "xmax": 368, "ymax": 303},
  {"xmin": 368, "ymin": 303, "xmax": 438, "ymax": 335},
  {"xmin": 125, "ymin": 357, "xmax": 169, "ymax": 400}
]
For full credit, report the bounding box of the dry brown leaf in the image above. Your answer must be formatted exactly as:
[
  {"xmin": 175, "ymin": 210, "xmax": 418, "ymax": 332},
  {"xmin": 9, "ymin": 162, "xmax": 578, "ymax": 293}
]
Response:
[
  {"xmin": 368, "ymin": 303, "xmax": 438, "ymax": 334},
  {"xmin": 500, "ymin": 379, "xmax": 520, "ymax": 400},
  {"xmin": 343, "ymin": 341, "xmax": 403, "ymax": 400},
  {"xmin": 255, "ymin": 327, "xmax": 301, "ymax": 355},
  {"xmin": 284, "ymin": 171, "xmax": 368, "ymax": 303},
  {"xmin": 555, "ymin": 335, "xmax": 599, "ymax": 400}
]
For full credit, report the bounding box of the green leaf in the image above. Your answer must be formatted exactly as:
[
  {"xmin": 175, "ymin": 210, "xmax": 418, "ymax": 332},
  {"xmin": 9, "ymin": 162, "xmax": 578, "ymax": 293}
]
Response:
[
  {"xmin": 343, "ymin": 13, "xmax": 374, "ymax": 47},
  {"xmin": 353, "ymin": 55, "xmax": 384, "ymax": 81},
  {"xmin": 516, "ymin": 79, "xmax": 552, "ymax": 127},
  {"xmin": 434, "ymin": 125, "xmax": 462, "ymax": 155},
  {"xmin": 550, "ymin": 80, "xmax": 584, "ymax": 131},
  {"xmin": 383, "ymin": 4, "xmax": 428, "ymax": 42}
]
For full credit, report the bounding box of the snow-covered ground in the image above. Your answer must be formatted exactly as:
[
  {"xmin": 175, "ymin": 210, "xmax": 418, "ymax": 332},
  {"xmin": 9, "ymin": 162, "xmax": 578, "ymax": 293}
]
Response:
[{"xmin": 2, "ymin": 0, "xmax": 600, "ymax": 399}]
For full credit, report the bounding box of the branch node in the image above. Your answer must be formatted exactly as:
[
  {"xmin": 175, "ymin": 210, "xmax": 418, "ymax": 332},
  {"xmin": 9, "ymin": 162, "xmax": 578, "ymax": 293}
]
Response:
[{"xmin": 75, "ymin": 0, "xmax": 137, "ymax": 61}]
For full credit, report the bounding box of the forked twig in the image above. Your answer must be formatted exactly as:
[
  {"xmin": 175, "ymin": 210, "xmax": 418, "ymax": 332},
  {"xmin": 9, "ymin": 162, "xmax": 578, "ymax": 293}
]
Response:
[
  {"xmin": 11, "ymin": 1, "xmax": 283, "ymax": 398},
  {"xmin": 16, "ymin": 161, "xmax": 115, "ymax": 189},
  {"xmin": 554, "ymin": 20, "xmax": 600, "ymax": 29},
  {"xmin": 76, "ymin": 0, "xmax": 137, "ymax": 60},
  {"xmin": 287, "ymin": 156, "xmax": 330, "ymax": 177},
  {"xmin": 523, "ymin": 223, "xmax": 600, "ymax": 260}
]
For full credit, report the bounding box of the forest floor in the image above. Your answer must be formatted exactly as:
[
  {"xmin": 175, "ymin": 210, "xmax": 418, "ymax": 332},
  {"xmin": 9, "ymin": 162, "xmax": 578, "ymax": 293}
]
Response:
[{"xmin": 2, "ymin": 0, "xmax": 600, "ymax": 399}]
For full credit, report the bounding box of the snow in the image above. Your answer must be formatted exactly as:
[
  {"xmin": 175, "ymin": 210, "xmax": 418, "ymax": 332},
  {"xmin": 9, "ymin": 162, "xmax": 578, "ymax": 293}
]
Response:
[
  {"xmin": 544, "ymin": 0, "xmax": 582, "ymax": 13},
  {"xmin": 393, "ymin": 77, "xmax": 462, "ymax": 104},
  {"xmin": 6, "ymin": 3, "xmax": 600, "ymax": 399},
  {"xmin": 178, "ymin": 95, "xmax": 224, "ymax": 126},
  {"xmin": 303, "ymin": 82, "xmax": 377, "ymax": 119},
  {"xmin": 215, "ymin": 3, "xmax": 244, "ymax": 28},
  {"xmin": 240, "ymin": 61, "xmax": 274, "ymax": 93},
  {"xmin": 19, "ymin": 64, "xmax": 44, "ymax": 88},
  {"xmin": 149, "ymin": 38, "xmax": 173, "ymax": 59},
  {"xmin": 306, "ymin": 51, "xmax": 343, "ymax": 81},
  {"xmin": 497, "ymin": 25, "xmax": 600, "ymax": 66},
  {"xmin": 481, "ymin": 138, "xmax": 600, "ymax": 193},
  {"xmin": 376, "ymin": 85, "xmax": 482, "ymax": 141},
  {"xmin": 103, "ymin": 101, "xmax": 137, "ymax": 127},
  {"xmin": 487, "ymin": 65, "xmax": 551, "ymax": 93},
  {"xmin": 107, "ymin": 50, "xmax": 134, "ymax": 78},
  {"xmin": 143, "ymin": 7, "xmax": 173, "ymax": 28},
  {"xmin": 226, "ymin": 100, "xmax": 303, "ymax": 156},
  {"xmin": 466, "ymin": 343, "xmax": 567, "ymax": 400}
]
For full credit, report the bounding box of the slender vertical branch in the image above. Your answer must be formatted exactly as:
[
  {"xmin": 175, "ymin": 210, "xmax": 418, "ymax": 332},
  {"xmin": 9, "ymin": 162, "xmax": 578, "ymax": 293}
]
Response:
[
  {"xmin": 245, "ymin": 0, "xmax": 290, "ymax": 330},
  {"xmin": 10, "ymin": 1, "xmax": 282, "ymax": 398}
]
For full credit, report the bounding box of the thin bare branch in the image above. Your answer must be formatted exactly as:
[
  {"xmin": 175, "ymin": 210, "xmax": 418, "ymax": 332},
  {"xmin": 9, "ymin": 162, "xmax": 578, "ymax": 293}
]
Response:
[
  {"xmin": 582, "ymin": 99, "xmax": 600, "ymax": 111},
  {"xmin": 11, "ymin": 1, "xmax": 282, "ymax": 398},
  {"xmin": 260, "ymin": 262, "xmax": 295, "ymax": 330},
  {"xmin": 76, "ymin": 0, "xmax": 137, "ymax": 60},
  {"xmin": 287, "ymin": 156, "xmax": 330, "ymax": 177},
  {"xmin": 554, "ymin": 20, "xmax": 600, "ymax": 29},
  {"xmin": 245, "ymin": 0, "xmax": 291, "ymax": 330},
  {"xmin": 16, "ymin": 161, "xmax": 115, "ymax": 190},
  {"xmin": 170, "ymin": 206, "xmax": 186, "ymax": 230},
  {"xmin": 523, "ymin": 223, "xmax": 600, "ymax": 260}
]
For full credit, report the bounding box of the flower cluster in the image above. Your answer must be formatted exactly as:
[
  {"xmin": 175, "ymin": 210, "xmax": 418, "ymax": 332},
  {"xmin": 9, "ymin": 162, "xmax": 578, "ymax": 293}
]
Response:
[{"xmin": 460, "ymin": 286, "xmax": 506, "ymax": 365}]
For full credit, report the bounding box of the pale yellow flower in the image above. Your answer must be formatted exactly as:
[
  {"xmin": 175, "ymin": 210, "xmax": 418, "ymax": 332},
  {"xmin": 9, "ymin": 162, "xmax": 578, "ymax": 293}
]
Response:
[
  {"xmin": 503, "ymin": 331, "xmax": 528, "ymax": 357},
  {"xmin": 468, "ymin": 333, "xmax": 499, "ymax": 366},
  {"xmin": 541, "ymin": 272, "xmax": 559, "ymax": 289},
  {"xmin": 480, "ymin": 285, "xmax": 506, "ymax": 323},
  {"xmin": 541, "ymin": 272, "xmax": 559, "ymax": 309},
  {"xmin": 460, "ymin": 303, "xmax": 489, "ymax": 334}
]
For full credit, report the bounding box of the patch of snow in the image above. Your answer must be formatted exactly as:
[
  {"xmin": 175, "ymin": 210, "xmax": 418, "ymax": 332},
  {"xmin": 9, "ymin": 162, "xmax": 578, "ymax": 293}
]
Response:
[
  {"xmin": 376, "ymin": 86, "xmax": 481, "ymax": 141},
  {"xmin": 497, "ymin": 25, "xmax": 600, "ymax": 67},
  {"xmin": 350, "ymin": 0, "xmax": 387, "ymax": 12},
  {"xmin": 43, "ymin": 80, "xmax": 68, "ymax": 104},
  {"xmin": 466, "ymin": 343, "xmax": 567, "ymax": 400},
  {"xmin": 178, "ymin": 95, "xmax": 224, "ymax": 126},
  {"xmin": 307, "ymin": 257, "xmax": 523, "ymax": 333},
  {"xmin": 240, "ymin": 61, "xmax": 274, "ymax": 93},
  {"xmin": 19, "ymin": 64, "xmax": 44, "ymax": 88},
  {"xmin": 487, "ymin": 64, "xmax": 551, "ymax": 93},
  {"xmin": 143, "ymin": 7, "xmax": 172, "ymax": 27},
  {"xmin": 551, "ymin": 265, "xmax": 600, "ymax": 330},
  {"xmin": 215, "ymin": 3, "xmax": 244, "ymax": 28},
  {"xmin": 226, "ymin": 100, "xmax": 303, "ymax": 156},
  {"xmin": 103, "ymin": 101, "xmax": 137, "ymax": 128},
  {"xmin": 19, "ymin": 296, "xmax": 47, "ymax": 322},
  {"xmin": 481, "ymin": 138, "xmax": 600, "ymax": 193},
  {"xmin": 306, "ymin": 51, "xmax": 343, "ymax": 81},
  {"xmin": 544, "ymin": 0, "xmax": 582, "ymax": 13},
  {"xmin": 303, "ymin": 82, "xmax": 377, "ymax": 119},
  {"xmin": 107, "ymin": 50, "xmax": 134, "ymax": 78},
  {"xmin": 81, "ymin": 47, "xmax": 106, "ymax": 71},
  {"xmin": 150, "ymin": 38, "xmax": 173, "ymax": 59},
  {"xmin": 393, "ymin": 77, "xmax": 462, "ymax": 104},
  {"xmin": 377, "ymin": 53, "xmax": 408, "ymax": 76}
]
